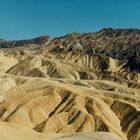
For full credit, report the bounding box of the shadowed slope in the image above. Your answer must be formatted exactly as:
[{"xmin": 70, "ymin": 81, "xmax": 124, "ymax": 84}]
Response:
[{"xmin": 0, "ymin": 29, "xmax": 139, "ymax": 140}]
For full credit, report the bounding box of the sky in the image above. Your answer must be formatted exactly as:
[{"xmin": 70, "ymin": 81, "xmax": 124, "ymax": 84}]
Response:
[{"xmin": 0, "ymin": 0, "xmax": 140, "ymax": 40}]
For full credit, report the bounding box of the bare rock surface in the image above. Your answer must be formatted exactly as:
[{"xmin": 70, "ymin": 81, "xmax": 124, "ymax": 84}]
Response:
[{"xmin": 0, "ymin": 29, "xmax": 140, "ymax": 140}]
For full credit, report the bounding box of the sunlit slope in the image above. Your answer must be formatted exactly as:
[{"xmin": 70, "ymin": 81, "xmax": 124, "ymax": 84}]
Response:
[{"xmin": 0, "ymin": 29, "xmax": 139, "ymax": 140}]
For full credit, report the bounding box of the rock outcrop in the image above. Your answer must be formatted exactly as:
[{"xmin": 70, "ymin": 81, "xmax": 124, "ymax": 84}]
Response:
[{"xmin": 0, "ymin": 28, "xmax": 139, "ymax": 140}]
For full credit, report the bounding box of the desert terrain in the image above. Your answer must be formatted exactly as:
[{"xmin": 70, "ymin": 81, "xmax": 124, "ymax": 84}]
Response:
[{"xmin": 0, "ymin": 28, "xmax": 139, "ymax": 140}]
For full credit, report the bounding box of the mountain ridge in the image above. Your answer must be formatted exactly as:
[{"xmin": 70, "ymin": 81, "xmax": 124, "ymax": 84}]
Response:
[{"xmin": 0, "ymin": 28, "xmax": 140, "ymax": 140}]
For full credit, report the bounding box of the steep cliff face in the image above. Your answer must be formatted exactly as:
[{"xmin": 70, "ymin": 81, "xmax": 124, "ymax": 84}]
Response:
[{"xmin": 0, "ymin": 29, "xmax": 140, "ymax": 140}]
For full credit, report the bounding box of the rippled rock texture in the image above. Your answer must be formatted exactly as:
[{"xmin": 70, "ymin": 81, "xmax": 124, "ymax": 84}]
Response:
[{"xmin": 0, "ymin": 28, "xmax": 139, "ymax": 140}]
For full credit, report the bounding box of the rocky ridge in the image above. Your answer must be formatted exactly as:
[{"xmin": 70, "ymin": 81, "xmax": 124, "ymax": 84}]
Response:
[{"xmin": 0, "ymin": 28, "xmax": 140, "ymax": 140}]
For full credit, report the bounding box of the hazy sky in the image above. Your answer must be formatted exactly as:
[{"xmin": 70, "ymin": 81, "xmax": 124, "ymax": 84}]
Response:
[{"xmin": 0, "ymin": 0, "xmax": 140, "ymax": 40}]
